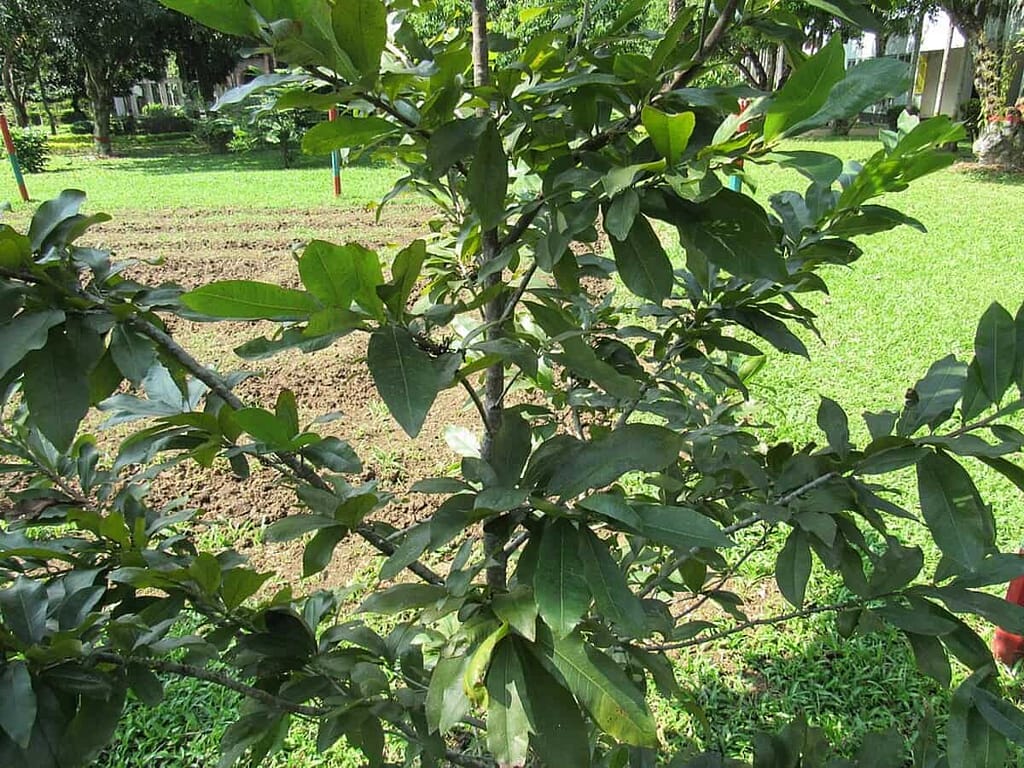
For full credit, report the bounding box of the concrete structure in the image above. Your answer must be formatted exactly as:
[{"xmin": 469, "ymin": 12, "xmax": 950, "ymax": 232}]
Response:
[{"xmin": 845, "ymin": 9, "xmax": 1024, "ymax": 120}]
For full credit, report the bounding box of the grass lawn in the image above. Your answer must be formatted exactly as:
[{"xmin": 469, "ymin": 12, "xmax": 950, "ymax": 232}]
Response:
[{"xmin": 10, "ymin": 135, "xmax": 1024, "ymax": 764}]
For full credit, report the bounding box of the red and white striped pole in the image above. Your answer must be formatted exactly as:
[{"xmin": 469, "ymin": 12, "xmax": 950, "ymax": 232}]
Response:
[
  {"xmin": 0, "ymin": 114, "xmax": 30, "ymax": 202},
  {"xmin": 728, "ymin": 98, "xmax": 751, "ymax": 193}
]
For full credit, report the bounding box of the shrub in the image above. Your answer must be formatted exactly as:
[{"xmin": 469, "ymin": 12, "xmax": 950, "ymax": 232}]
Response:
[
  {"xmin": 60, "ymin": 108, "xmax": 90, "ymax": 125},
  {"xmin": 192, "ymin": 117, "xmax": 235, "ymax": 153},
  {"xmin": 69, "ymin": 120, "xmax": 93, "ymax": 135},
  {"xmin": 138, "ymin": 104, "xmax": 192, "ymax": 134},
  {"xmin": 6, "ymin": 128, "xmax": 50, "ymax": 173},
  {"xmin": 960, "ymin": 98, "xmax": 983, "ymax": 139}
]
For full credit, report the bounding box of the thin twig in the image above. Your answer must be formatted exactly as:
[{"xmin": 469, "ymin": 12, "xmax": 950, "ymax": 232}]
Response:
[
  {"xmin": 459, "ymin": 375, "xmax": 490, "ymax": 430},
  {"xmin": 94, "ymin": 652, "xmax": 328, "ymax": 717},
  {"xmin": 640, "ymin": 595, "xmax": 879, "ymax": 652}
]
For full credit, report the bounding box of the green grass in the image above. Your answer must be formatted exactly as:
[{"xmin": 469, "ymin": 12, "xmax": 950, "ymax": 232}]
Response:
[
  {"xmin": 18, "ymin": 136, "xmax": 1024, "ymax": 764},
  {"xmin": 3, "ymin": 141, "xmax": 402, "ymax": 211}
]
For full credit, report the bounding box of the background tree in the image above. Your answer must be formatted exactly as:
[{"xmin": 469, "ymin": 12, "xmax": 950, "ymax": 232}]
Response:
[
  {"xmin": 46, "ymin": 0, "xmax": 175, "ymax": 155},
  {"xmin": 942, "ymin": 0, "xmax": 1021, "ymax": 119},
  {"xmin": 0, "ymin": 0, "xmax": 52, "ymax": 127},
  {"xmin": 168, "ymin": 19, "xmax": 240, "ymax": 104}
]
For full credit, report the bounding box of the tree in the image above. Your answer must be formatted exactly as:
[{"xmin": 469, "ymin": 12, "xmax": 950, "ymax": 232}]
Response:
[
  {"xmin": 6, "ymin": 3, "xmax": 1024, "ymax": 768},
  {"xmin": 46, "ymin": 0, "xmax": 174, "ymax": 155},
  {"xmin": 0, "ymin": 0, "xmax": 52, "ymax": 127},
  {"xmin": 167, "ymin": 18, "xmax": 240, "ymax": 104},
  {"xmin": 942, "ymin": 0, "xmax": 1020, "ymax": 120}
]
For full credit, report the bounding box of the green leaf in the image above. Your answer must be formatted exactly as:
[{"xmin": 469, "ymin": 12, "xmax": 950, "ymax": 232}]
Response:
[
  {"xmin": 490, "ymin": 411, "xmax": 532, "ymax": 488},
  {"xmin": 948, "ymin": 682, "xmax": 1009, "ymax": 768},
  {"xmin": 917, "ymin": 451, "xmax": 992, "ymax": 571},
  {"xmin": 109, "ymin": 326, "xmax": 157, "ymax": 387},
  {"xmin": 298, "ymin": 240, "xmax": 384, "ymax": 319},
  {"xmin": 817, "ymin": 396, "xmax": 850, "ymax": 457},
  {"xmin": 776, "ymin": 528, "xmax": 812, "ymax": 607},
  {"xmin": 379, "ymin": 524, "xmax": 431, "ymax": 581},
  {"xmin": 0, "ymin": 661, "xmax": 35, "ymax": 748},
  {"xmin": 519, "ymin": 647, "xmax": 591, "ymax": 767},
  {"xmin": 0, "ymin": 310, "xmax": 65, "ymax": 381},
  {"xmin": 378, "ymin": 240, "xmax": 426, "ymax": 318},
  {"xmin": 233, "ymin": 407, "xmax": 295, "ymax": 447},
  {"xmin": 763, "ymin": 36, "xmax": 845, "ymax": 142},
  {"xmin": 27, "ymin": 189, "xmax": 86, "ymax": 252},
  {"xmin": 301, "ymin": 116, "xmax": 395, "ymax": 154},
  {"xmin": 635, "ymin": 504, "xmax": 734, "ymax": 551},
  {"xmin": 579, "ymin": 528, "xmax": 647, "ymax": 637},
  {"xmin": 545, "ymin": 424, "xmax": 682, "ymax": 500},
  {"xmin": 485, "ymin": 639, "xmax": 533, "ymax": 767},
  {"xmin": 605, "ymin": 189, "xmax": 640, "ymax": 241},
  {"xmin": 221, "ymin": 569, "xmax": 272, "ymax": 611},
  {"xmin": 302, "ymin": 437, "xmax": 362, "ymax": 474},
  {"xmin": 22, "ymin": 328, "xmax": 89, "ymax": 451},
  {"xmin": 367, "ymin": 325, "xmax": 443, "ymax": 438},
  {"xmin": 641, "ymin": 107, "xmax": 696, "ymax": 165},
  {"xmin": 303, "ymin": 526, "xmax": 347, "ymax": 577},
  {"xmin": 787, "ymin": 57, "xmax": 908, "ymax": 136},
  {"xmin": 358, "ymin": 583, "xmax": 446, "ymax": 614},
  {"xmin": 906, "ymin": 632, "xmax": 952, "ymax": 687},
  {"xmin": 975, "ymin": 302, "xmax": 1016, "ymax": 404},
  {"xmin": 426, "ymin": 655, "xmax": 470, "ymax": 734},
  {"xmin": 898, "ymin": 355, "xmax": 968, "ymax": 436},
  {"xmin": 158, "ymin": 0, "xmax": 260, "ymax": 36},
  {"xmin": 609, "ymin": 214, "xmax": 673, "ymax": 304},
  {"xmin": 534, "ymin": 519, "xmax": 591, "ymax": 638},
  {"xmin": 535, "ymin": 627, "xmax": 658, "ymax": 747},
  {"xmin": 802, "ymin": 0, "xmax": 879, "ymax": 29},
  {"xmin": 675, "ymin": 191, "xmax": 788, "ymax": 283},
  {"xmin": 766, "ymin": 151, "xmax": 843, "ymax": 185},
  {"xmin": 973, "ymin": 687, "xmax": 1024, "ymax": 746},
  {"xmin": 427, "ymin": 117, "xmax": 487, "ymax": 176},
  {"xmin": 264, "ymin": 514, "xmax": 343, "ymax": 543},
  {"xmin": 182, "ymin": 281, "xmax": 320, "ymax": 320},
  {"xmin": 494, "ymin": 586, "xmax": 539, "ymax": 642},
  {"xmin": 0, "ymin": 577, "xmax": 47, "ymax": 644},
  {"xmin": 331, "ymin": 0, "xmax": 386, "ymax": 77},
  {"xmin": 466, "ymin": 122, "xmax": 508, "ymax": 231}
]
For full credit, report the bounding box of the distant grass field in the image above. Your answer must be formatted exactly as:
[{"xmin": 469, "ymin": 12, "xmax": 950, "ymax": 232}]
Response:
[{"xmin": 11, "ymin": 134, "xmax": 1024, "ymax": 764}]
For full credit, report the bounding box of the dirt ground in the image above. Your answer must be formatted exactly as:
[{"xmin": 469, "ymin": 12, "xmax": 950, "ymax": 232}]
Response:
[{"xmin": 88, "ymin": 204, "xmax": 478, "ymax": 587}]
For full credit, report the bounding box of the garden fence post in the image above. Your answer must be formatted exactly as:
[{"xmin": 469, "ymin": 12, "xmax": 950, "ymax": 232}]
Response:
[
  {"xmin": 0, "ymin": 114, "xmax": 30, "ymax": 202},
  {"xmin": 328, "ymin": 108, "xmax": 341, "ymax": 198}
]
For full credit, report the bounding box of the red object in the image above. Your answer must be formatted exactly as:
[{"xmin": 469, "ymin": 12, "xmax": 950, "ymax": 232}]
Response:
[
  {"xmin": 328, "ymin": 108, "xmax": 341, "ymax": 197},
  {"xmin": 993, "ymin": 549, "xmax": 1024, "ymax": 667},
  {"xmin": 0, "ymin": 114, "xmax": 30, "ymax": 202}
]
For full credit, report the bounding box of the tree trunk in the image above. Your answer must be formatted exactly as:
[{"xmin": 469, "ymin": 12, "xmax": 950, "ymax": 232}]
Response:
[
  {"xmin": 37, "ymin": 72, "xmax": 57, "ymax": 136},
  {"xmin": 1, "ymin": 66, "xmax": 30, "ymax": 128},
  {"xmin": 668, "ymin": 0, "xmax": 683, "ymax": 23},
  {"xmin": 949, "ymin": 12, "xmax": 1005, "ymax": 120},
  {"xmin": 84, "ymin": 64, "xmax": 114, "ymax": 156}
]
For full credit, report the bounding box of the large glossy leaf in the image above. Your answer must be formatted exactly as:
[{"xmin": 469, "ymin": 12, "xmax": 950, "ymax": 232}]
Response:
[
  {"xmin": 674, "ymin": 191, "xmax": 787, "ymax": 282},
  {"xmin": 27, "ymin": 189, "xmax": 86, "ymax": 252},
  {"xmin": 534, "ymin": 627, "xmax": 658, "ymax": 747},
  {"xmin": 426, "ymin": 655, "xmax": 470, "ymax": 735},
  {"xmin": 545, "ymin": 424, "xmax": 682, "ymax": 499},
  {"xmin": 975, "ymin": 302, "xmax": 1016, "ymax": 403},
  {"xmin": 763, "ymin": 36, "xmax": 845, "ymax": 143},
  {"xmin": 898, "ymin": 355, "xmax": 967, "ymax": 436},
  {"xmin": 776, "ymin": 528, "xmax": 812, "ymax": 607},
  {"xmin": 519, "ymin": 647, "xmax": 591, "ymax": 767},
  {"xmin": 635, "ymin": 504, "xmax": 734, "ymax": 550},
  {"xmin": 466, "ymin": 122, "xmax": 508, "ymax": 231},
  {"xmin": 608, "ymin": 214, "xmax": 673, "ymax": 304},
  {"xmin": 302, "ymin": 116, "xmax": 395, "ymax": 154},
  {"xmin": 917, "ymin": 451, "xmax": 991, "ymax": 571},
  {"xmin": 367, "ymin": 325, "xmax": 443, "ymax": 438},
  {"xmin": 298, "ymin": 240, "xmax": 384, "ymax": 319},
  {"xmin": 213, "ymin": 73, "xmax": 307, "ymax": 109},
  {"xmin": 0, "ymin": 577, "xmax": 47, "ymax": 645},
  {"xmin": 158, "ymin": 0, "xmax": 260, "ymax": 36},
  {"xmin": 787, "ymin": 57, "xmax": 909, "ymax": 136},
  {"xmin": 0, "ymin": 661, "xmax": 35, "ymax": 749},
  {"xmin": 22, "ymin": 328, "xmax": 89, "ymax": 451},
  {"xmin": 579, "ymin": 528, "xmax": 647, "ymax": 637},
  {"xmin": 182, "ymin": 281, "xmax": 321, "ymax": 320},
  {"xmin": 534, "ymin": 520, "xmax": 590, "ymax": 638},
  {"xmin": 0, "ymin": 310, "xmax": 64, "ymax": 380},
  {"xmin": 331, "ymin": 0, "xmax": 386, "ymax": 77},
  {"xmin": 485, "ymin": 640, "xmax": 533, "ymax": 767},
  {"xmin": 641, "ymin": 107, "xmax": 695, "ymax": 165}
]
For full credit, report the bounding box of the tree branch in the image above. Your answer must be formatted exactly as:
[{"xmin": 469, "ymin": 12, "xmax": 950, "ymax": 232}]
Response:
[{"xmin": 125, "ymin": 315, "xmax": 444, "ymax": 587}]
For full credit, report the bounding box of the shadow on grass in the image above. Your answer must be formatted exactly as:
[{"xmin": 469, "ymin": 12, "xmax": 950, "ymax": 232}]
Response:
[
  {"xmin": 665, "ymin": 617, "xmax": 947, "ymax": 762},
  {"xmin": 953, "ymin": 162, "xmax": 1024, "ymax": 187}
]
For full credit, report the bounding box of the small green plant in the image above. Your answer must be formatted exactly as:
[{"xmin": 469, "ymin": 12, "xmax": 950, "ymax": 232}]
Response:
[
  {"xmin": 138, "ymin": 104, "xmax": 192, "ymax": 135},
  {"xmin": 68, "ymin": 120, "xmax": 93, "ymax": 135},
  {"xmin": 6, "ymin": 128, "xmax": 50, "ymax": 173},
  {"xmin": 961, "ymin": 98, "xmax": 983, "ymax": 139},
  {"xmin": 192, "ymin": 117, "xmax": 235, "ymax": 154}
]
